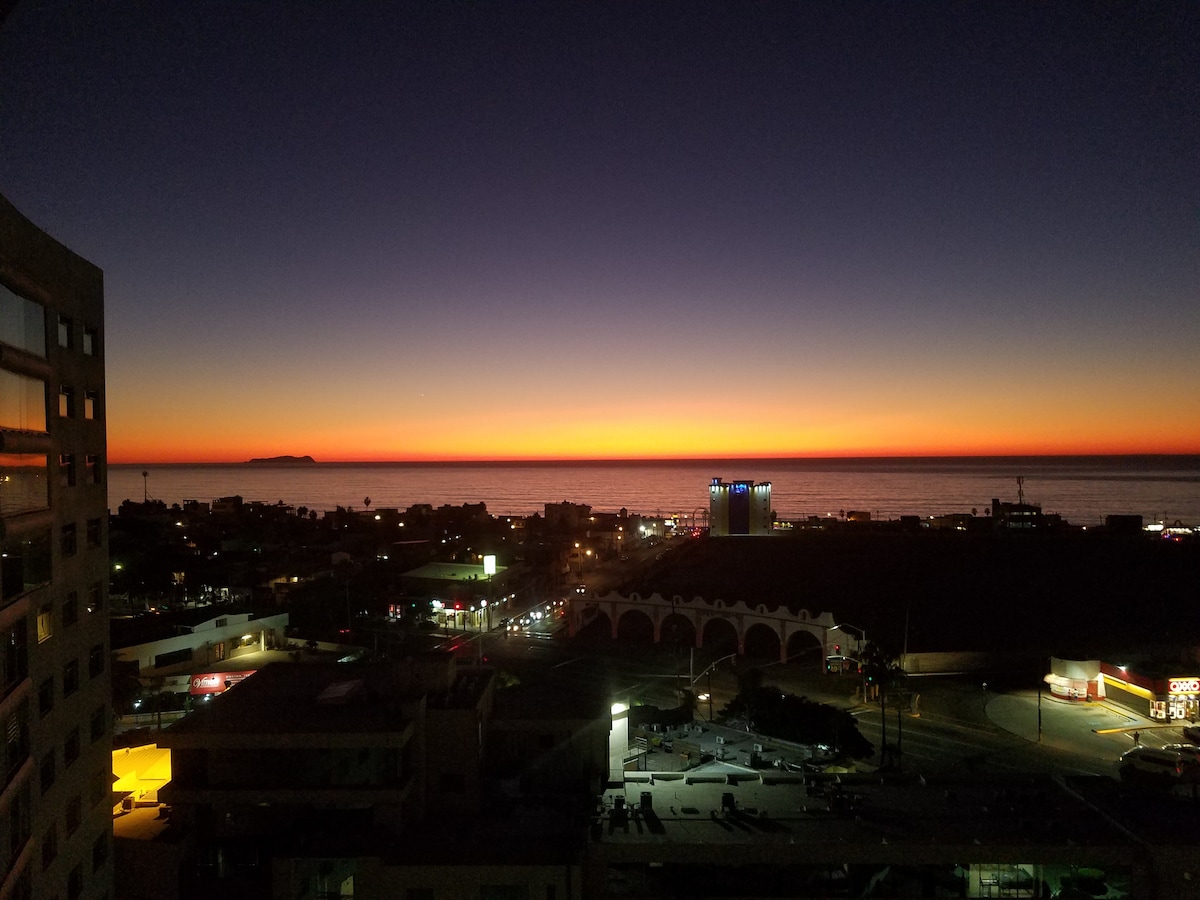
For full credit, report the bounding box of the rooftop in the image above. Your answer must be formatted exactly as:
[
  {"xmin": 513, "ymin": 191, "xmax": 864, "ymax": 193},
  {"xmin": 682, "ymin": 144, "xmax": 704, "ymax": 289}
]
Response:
[{"xmin": 159, "ymin": 662, "xmax": 421, "ymax": 742}]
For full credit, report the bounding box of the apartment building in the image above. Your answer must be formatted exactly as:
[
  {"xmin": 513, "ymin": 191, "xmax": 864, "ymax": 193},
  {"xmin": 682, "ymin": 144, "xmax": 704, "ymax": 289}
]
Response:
[{"xmin": 1, "ymin": 193, "xmax": 113, "ymax": 900}]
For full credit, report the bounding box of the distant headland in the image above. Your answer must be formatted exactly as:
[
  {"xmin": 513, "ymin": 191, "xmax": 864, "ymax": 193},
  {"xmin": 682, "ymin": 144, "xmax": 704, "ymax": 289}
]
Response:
[{"xmin": 246, "ymin": 455, "xmax": 317, "ymax": 466}]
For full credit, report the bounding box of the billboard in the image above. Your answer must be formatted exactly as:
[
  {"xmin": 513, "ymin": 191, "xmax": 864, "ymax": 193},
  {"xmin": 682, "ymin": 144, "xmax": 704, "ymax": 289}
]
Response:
[{"xmin": 189, "ymin": 670, "xmax": 256, "ymax": 695}]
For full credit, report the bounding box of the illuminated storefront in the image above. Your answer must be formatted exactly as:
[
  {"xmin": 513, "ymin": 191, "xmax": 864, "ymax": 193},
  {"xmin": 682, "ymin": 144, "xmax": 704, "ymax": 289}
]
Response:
[{"xmin": 1150, "ymin": 676, "xmax": 1200, "ymax": 722}]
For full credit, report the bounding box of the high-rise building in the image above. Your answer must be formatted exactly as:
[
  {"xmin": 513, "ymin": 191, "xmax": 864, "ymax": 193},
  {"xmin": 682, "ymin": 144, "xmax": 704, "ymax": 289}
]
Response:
[
  {"xmin": 1, "ymin": 193, "xmax": 112, "ymax": 900},
  {"xmin": 708, "ymin": 477, "xmax": 772, "ymax": 536}
]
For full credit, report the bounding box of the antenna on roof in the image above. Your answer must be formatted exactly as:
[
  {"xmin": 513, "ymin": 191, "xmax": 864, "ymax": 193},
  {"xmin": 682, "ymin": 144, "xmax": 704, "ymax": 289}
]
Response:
[{"xmin": 1016, "ymin": 475, "xmax": 1025, "ymax": 506}]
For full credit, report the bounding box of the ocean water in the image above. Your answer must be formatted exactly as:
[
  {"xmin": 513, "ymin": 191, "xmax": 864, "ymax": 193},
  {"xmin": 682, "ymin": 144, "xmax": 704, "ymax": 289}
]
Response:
[{"xmin": 108, "ymin": 456, "xmax": 1200, "ymax": 526}]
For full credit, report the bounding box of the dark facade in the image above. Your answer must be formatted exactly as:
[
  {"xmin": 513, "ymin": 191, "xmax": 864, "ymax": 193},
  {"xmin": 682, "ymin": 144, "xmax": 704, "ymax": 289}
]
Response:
[{"xmin": 1, "ymin": 193, "xmax": 113, "ymax": 900}]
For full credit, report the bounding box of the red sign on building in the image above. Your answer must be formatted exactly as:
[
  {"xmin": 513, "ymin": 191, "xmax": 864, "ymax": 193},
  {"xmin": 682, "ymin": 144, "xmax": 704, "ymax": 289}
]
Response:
[{"xmin": 189, "ymin": 670, "xmax": 257, "ymax": 695}]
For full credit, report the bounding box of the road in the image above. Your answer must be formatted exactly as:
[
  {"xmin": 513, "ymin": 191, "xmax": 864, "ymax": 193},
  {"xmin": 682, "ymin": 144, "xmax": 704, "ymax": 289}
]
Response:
[{"xmin": 430, "ymin": 604, "xmax": 1177, "ymax": 780}]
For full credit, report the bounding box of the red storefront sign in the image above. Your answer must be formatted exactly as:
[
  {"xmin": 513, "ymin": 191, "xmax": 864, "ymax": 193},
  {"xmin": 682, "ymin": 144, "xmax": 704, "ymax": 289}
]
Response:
[
  {"xmin": 190, "ymin": 670, "xmax": 256, "ymax": 695},
  {"xmin": 1167, "ymin": 677, "xmax": 1200, "ymax": 696}
]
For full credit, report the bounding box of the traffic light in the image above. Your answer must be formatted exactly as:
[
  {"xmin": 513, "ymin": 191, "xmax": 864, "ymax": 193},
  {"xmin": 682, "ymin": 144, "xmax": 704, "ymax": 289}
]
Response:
[{"xmin": 834, "ymin": 643, "xmax": 840, "ymax": 654}]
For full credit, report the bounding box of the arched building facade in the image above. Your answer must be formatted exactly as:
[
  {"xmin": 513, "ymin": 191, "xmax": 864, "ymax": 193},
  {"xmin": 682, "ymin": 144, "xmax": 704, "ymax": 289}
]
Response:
[{"xmin": 568, "ymin": 590, "xmax": 838, "ymax": 663}]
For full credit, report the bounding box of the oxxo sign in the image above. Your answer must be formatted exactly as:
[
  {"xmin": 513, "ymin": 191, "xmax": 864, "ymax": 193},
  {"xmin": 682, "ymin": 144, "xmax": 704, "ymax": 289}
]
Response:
[{"xmin": 1168, "ymin": 677, "xmax": 1200, "ymax": 695}]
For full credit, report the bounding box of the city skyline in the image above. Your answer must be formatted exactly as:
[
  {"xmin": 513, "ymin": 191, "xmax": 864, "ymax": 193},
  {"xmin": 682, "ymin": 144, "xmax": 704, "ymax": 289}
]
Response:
[{"xmin": 3, "ymin": 2, "xmax": 1197, "ymax": 463}]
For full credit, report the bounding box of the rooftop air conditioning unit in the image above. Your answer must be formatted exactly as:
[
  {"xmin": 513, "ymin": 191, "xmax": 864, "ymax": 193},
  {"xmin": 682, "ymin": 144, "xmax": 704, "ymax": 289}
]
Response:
[
  {"xmin": 753, "ymin": 743, "xmax": 764, "ymax": 752},
  {"xmin": 716, "ymin": 736, "xmax": 726, "ymax": 745}
]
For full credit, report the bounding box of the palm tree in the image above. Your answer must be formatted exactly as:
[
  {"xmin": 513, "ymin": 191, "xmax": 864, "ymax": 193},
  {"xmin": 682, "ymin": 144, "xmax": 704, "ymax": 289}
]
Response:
[{"xmin": 862, "ymin": 641, "xmax": 905, "ymax": 769}]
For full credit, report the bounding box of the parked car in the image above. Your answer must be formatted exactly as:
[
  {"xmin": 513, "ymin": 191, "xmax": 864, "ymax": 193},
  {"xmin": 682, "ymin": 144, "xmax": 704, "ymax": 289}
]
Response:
[
  {"xmin": 1118, "ymin": 746, "xmax": 1200, "ymax": 783},
  {"xmin": 1161, "ymin": 743, "xmax": 1200, "ymax": 765},
  {"xmin": 1182, "ymin": 724, "xmax": 1200, "ymax": 745}
]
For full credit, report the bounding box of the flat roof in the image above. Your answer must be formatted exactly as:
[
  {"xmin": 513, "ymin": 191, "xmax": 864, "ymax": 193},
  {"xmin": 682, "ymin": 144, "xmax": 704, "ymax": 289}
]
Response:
[
  {"xmin": 159, "ymin": 662, "xmax": 418, "ymax": 743},
  {"xmin": 402, "ymin": 562, "xmax": 506, "ymax": 582},
  {"xmin": 595, "ymin": 768, "xmax": 1138, "ymax": 858}
]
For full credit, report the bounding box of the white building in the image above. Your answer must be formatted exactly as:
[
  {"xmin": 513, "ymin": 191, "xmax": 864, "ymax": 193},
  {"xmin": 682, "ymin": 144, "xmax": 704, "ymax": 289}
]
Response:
[{"xmin": 708, "ymin": 478, "xmax": 773, "ymax": 536}]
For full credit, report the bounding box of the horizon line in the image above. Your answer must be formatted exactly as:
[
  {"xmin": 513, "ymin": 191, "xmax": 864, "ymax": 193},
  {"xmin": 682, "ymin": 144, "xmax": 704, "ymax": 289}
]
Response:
[{"xmin": 108, "ymin": 451, "xmax": 1200, "ymax": 467}]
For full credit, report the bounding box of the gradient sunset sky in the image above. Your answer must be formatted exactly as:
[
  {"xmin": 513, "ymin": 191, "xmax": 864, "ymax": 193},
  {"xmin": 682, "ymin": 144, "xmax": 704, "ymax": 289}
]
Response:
[{"xmin": 2, "ymin": 2, "xmax": 1197, "ymax": 463}]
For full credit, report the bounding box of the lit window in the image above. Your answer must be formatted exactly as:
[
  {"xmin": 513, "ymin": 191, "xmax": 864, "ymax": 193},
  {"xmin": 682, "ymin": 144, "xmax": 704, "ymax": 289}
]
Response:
[
  {"xmin": 36, "ymin": 603, "xmax": 53, "ymax": 643},
  {"xmin": 84, "ymin": 390, "xmax": 97, "ymax": 420}
]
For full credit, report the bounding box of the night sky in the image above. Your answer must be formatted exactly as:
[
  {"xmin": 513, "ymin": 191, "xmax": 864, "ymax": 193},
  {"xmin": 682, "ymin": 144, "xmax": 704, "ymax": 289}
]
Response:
[{"xmin": 2, "ymin": 2, "xmax": 1196, "ymax": 462}]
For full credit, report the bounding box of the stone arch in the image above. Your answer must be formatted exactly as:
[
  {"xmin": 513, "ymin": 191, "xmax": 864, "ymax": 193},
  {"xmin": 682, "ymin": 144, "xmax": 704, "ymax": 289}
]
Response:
[
  {"xmin": 742, "ymin": 621, "xmax": 781, "ymax": 663},
  {"xmin": 573, "ymin": 607, "xmax": 612, "ymax": 644},
  {"xmin": 701, "ymin": 617, "xmax": 739, "ymax": 657},
  {"xmin": 659, "ymin": 612, "xmax": 696, "ymax": 649},
  {"xmin": 784, "ymin": 627, "xmax": 825, "ymax": 670},
  {"xmin": 615, "ymin": 607, "xmax": 655, "ymax": 644}
]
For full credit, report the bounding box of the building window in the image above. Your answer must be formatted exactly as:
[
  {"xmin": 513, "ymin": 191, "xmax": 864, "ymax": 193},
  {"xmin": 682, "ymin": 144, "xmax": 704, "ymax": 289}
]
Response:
[
  {"xmin": 82, "ymin": 327, "xmax": 97, "ymax": 356},
  {"xmin": 36, "ymin": 603, "xmax": 53, "ymax": 643},
  {"xmin": 87, "ymin": 582, "xmax": 102, "ymax": 614},
  {"xmin": 68, "ymin": 862, "xmax": 83, "ymax": 900},
  {"xmin": 0, "ymin": 281, "xmax": 47, "ymax": 356},
  {"xmin": 86, "ymin": 518, "xmax": 102, "ymax": 548},
  {"xmin": 88, "ymin": 643, "xmax": 105, "ymax": 679},
  {"xmin": 59, "ymin": 454, "xmax": 76, "ymax": 487},
  {"xmin": 90, "ymin": 766, "xmax": 108, "ymax": 807},
  {"xmin": 59, "ymin": 386, "xmax": 74, "ymax": 418},
  {"xmin": 38, "ymin": 676, "xmax": 53, "ymax": 716},
  {"xmin": 63, "ymin": 659, "xmax": 79, "ymax": 697},
  {"xmin": 57, "ymin": 315, "xmax": 72, "ymax": 348},
  {"xmin": 85, "ymin": 453, "xmax": 101, "ymax": 485},
  {"xmin": 63, "ymin": 592, "xmax": 79, "ymax": 628},
  {"xmin": 64, "ymin": 726, "xmax": 80, "ymax": 768},
  {"xmin": 3, "ymin": 700, "xmax": 31, "ymax": 791},
  {"xmin": 1, "ymin": 530, "xmax": 52, "ymax": 604},
  {"xmin": 2, "ymin": 621, "xmax": 30, "ymax": 702},
  {"xmin": 0, "ymin": 453, "xmax": 50, "ymax": 517},
  {"xmin": 0, "ymin": 369, "xmax": 47, "ymax": 432},
  {"xmin": 66, "ymin": 794, "xmax": 82, "ymax": 835},
  {"xmin": 39, "ymin": 751, "xmax": 55, "ymax": 794},
  {"xmin": 84, "ymin": 389, "xmax": 98, "ymax": 419},
  {"xmin": 90, "ymin": 705, "xmax": 107, "ymax": 742},
  {"xmin": 92, "ymin": 831, "xmax": 109, "ymax": 873},
  {"xmin": 41, "ymin": 823, "xmax": 57, "ymax": 870},
  {"xmin": 61, "ymin": 522, "xmax": 77, "ymax": 556},
  {"xmin": 7, "ymin": 781, "xmax": 32, "ymax": 867}
]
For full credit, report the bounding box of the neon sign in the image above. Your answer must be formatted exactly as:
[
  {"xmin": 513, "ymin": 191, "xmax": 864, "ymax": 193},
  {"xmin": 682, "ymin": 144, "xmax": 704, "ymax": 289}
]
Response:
[{"xmin": 1168, "ymin": 677, "xmax": 1200, "ymax": 695}]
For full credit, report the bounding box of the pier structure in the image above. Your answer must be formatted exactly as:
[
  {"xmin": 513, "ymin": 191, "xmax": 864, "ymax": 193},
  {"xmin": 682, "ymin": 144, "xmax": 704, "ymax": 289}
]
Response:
[{"xmin": 568, "ymin": 591, "xmax": 837, "ymax": 663}]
